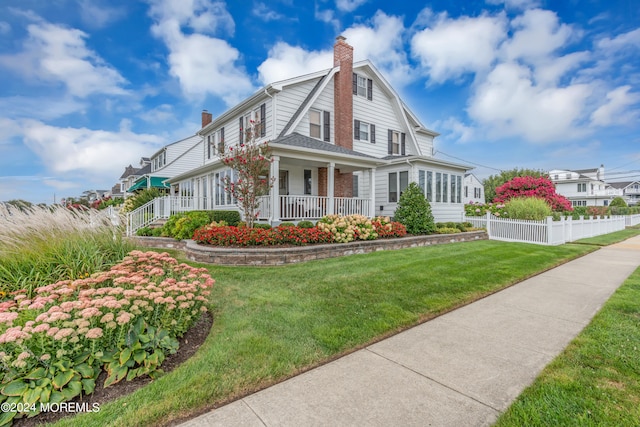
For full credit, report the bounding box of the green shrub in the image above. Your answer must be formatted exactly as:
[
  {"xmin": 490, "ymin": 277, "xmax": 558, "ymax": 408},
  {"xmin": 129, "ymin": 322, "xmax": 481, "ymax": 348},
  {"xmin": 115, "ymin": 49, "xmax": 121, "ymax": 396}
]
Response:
[
  {"xmin": 504, "ymin": 197, "xmax": 552, "ymax": 220},
  {"xmin": 455, "ymin": 223, "xmax": 468, "ymax": 232},
  {"xmin": 610, "ymin": 206, "xmax": 640, "ymax": 215},
  {"xmin": 136, "ymin": 226, "xmax": 153, "ymax": 236},
  {"xmin": 609, "ymin": 196, "xmax": 628, "ymax": 208},
  {"xmin": 121, "ymin": 188, "xmax": 164, "ymax": 213},
  {"xmin": 393, "ymin": 182, "xmax": 435, "ymax": 234},
  {"xmin": 297, "ymin": 220, "xmax": 315, "ymax": 229},
  {"xmin": 253, "ymin": 223, "xmax": 272, "ymax": 230},
  {"xmin": 162, "ymin": 211, "xmax": 211, "ymax": 240},
  {"xmin": 209, "ymin": 210, "xmax": 241, "ymax": 226},
  {"xmin": 278, "ymin": 222, "xmax": 295, "ymax": 227},
  {"xmin": 151, "ymin": 227, "xmax": 164, "ymax": 237},
  {"xmin": 435, "ymin": 227, "xmax": 461, "ymax": 234}
]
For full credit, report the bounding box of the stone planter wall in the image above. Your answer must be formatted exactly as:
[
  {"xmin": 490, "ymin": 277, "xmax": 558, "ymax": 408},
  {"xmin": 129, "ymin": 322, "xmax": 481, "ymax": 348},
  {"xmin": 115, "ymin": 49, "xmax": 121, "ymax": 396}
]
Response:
[{"xmin": 131, "ymin": 231, "xmax": 488, "ymax": 266}]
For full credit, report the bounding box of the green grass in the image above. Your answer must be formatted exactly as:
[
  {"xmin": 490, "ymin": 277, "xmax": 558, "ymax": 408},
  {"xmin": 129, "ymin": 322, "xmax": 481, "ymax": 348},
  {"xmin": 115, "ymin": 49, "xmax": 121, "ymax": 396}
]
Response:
[
  {"xmin": 573, "ymin": 226, "xmax": 640, "ymax": 246},
  {"xmin": 495, "ymin": 266, "xmax": 640, "ymax": 427},
  {"xmin": 52, "ymin": 240, "xmax": 595, "ymax": 426}
]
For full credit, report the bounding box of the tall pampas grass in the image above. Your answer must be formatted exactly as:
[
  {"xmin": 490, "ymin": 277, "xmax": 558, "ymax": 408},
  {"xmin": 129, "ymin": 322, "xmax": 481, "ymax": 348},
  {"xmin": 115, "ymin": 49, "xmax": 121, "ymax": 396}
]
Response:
[{"xmin": 0, "ymin": 204, "xmax": 134, "ymax": 296}]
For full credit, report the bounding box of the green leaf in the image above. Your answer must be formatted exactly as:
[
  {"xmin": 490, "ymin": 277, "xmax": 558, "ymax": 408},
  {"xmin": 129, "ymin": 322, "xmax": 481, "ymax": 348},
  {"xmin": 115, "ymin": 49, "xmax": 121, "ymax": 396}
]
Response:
[
  {"xmin": 75, "ymin": 363, "xmax": 94, "ymax": 379},
  {"xmin": 133, "ymin": 350, "xmax": 147, "ymax": 364},
  {"xmin": 81, "ymin": 378, "xmax": 95, "ymax": 395},
  {"xmin": 52, "ymin": 370, "xmax": 74, "ymax": 390},
  {"xmin": 49, "ymin": 390, "xmax": 65, "ymax": 404},
  {"xmin": 39, "ymin": 386, "xmax": 51, "ymax": 403},
  {"xmin": 24, "ymin": 367, "xmax": 46, "ymax": 380},
  {"xmin": 0, "ymin": 409, "xmax": 17, "ymax": 426},
  {"xmin": 61, "ymin": 380, "xmax": 82, "ymax": 400},
  {"xmin": 23, "ymin": 387, "xmax": 41, "ymax": 405},
  {"xmin": 52, "ymin": 360, "xmax": 71, "ymax": 372},
  {"xmin": 104, "ymin": 365, "xmax": 128, "ymax": 388},
  {"xmin": 126, "ymin": 367, "xmax": 139, "ymax": 382},
  {"xmin": 73, "ymin": 351, "xmax": 91, "ymax": 364},
  {"xmin": 119, "ymin": 348, "xmax": 132, "ymax": 366},
  {"xmin": 125, "ymin": 329, "xmax": 139, "ymax": 347},
  {"xmin": 1, "ymin": 380, "xmax": 28, "ymax": 396}
]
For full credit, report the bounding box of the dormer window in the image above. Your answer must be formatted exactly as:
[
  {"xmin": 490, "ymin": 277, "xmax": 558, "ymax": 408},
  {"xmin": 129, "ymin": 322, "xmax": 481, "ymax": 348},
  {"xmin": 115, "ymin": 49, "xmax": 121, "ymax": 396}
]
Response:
[{"xmin": 352, "ymin": 73, "xmax": 373, "ymax": 100}]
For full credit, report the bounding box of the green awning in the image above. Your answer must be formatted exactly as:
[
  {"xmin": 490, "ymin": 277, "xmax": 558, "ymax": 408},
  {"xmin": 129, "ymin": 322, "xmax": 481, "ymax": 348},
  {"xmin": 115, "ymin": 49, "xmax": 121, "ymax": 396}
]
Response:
[{"xmin": 127, "ymin": 176, "xmax": 169, "ymax": 192}]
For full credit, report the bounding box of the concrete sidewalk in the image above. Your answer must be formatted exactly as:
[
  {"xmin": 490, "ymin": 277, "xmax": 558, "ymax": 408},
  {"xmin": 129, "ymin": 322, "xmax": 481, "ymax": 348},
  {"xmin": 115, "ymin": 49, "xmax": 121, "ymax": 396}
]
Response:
[{"xmin": 180, "ymin": 236, "xmax": 640, "ymax": 427}]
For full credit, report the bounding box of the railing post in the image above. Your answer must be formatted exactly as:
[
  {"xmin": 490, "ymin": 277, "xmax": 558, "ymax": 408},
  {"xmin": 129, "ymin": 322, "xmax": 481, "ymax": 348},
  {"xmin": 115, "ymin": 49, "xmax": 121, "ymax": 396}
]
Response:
[{"xmin": 485, "ymin": 211, "xmax": 491, "ymax": 238}]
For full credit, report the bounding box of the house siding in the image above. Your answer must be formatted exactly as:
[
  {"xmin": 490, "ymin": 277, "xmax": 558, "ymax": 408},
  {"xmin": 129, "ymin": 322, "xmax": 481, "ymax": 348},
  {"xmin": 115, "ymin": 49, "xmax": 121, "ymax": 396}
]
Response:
[{"xmin": 275, "ymin": 78, "xmax": 322, "ymax": 137}]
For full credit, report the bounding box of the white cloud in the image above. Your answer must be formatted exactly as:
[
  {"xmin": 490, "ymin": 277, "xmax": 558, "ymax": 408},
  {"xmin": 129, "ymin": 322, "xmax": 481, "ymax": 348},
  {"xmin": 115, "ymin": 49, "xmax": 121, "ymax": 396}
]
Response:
[
  {"xmin": 343, "ymin": 11, "xmax": 413, "ymax": 87},
  {"xmin": 485, "ymin": 0, "xmax": 541, "ymax": 10},
  {"xmin": 336, "ymin": 0, "xmax": 367, "ymax": 12},
  {"xmin": 468, "ymin": 62, "xmax": 592, "ymax": 142},
  {"xmin": 597, "ymin": 28, "xmax": 640, "ymax": 52},
  {"xmin": 148, "ymin": 0, "xmax": 254, "ymax": 105},
  {"xmin": 590, "ymin": 86, "xmax": 640, "ymax": 126},
  {"xmin": 138, "ymin": 104, "xmax": 177, "ymax": 123},
  {"xmin": 253, "ymin": 2, "xmax": 286, "ymax": 22},
  {"xmin": 78, "ymin": 0, "xmax": 126, "ymax": 29},
  {"xmin": 19, "ymin": 119, "xmax": 164, "ymax": 178},
  {"xmin": 258, "ymin": 43, "xmax": 332, "ymax": 84},
  {"xmin": 411, "ymin": 10, "xmax": 507, "ymax": 83},
  {"xmin": 0, "ymin": 21, "xmax": 10, "ymax": 34},
  {"xmin": 440, "ymin": 117, "xmax": 477, "ymax": 144},
  {"xmin": 0, "ymin": 20, "xmax": 128, "ymax": 97},
  {"xmin": 260, "ymin": 11, "xmax": 413, "ymax": 89},
  {"xmin": 0, "ymin": 96, "xmax": 87, "ymax": 121},
  {"xmin": 502, "ymin": 9, "xmax": 578, "ymax": 64}
]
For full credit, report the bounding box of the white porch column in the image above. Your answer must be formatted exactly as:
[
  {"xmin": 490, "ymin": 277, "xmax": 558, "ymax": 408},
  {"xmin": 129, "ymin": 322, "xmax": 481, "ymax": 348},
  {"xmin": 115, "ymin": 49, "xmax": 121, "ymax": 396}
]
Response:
[
  {"xmin": 271, "ymin": 156, "xmax": 280, "ymax": 222},
  {"xmin": 369, "ymin": 167, "xmax": 376, "ymax": 218},
  {"xmin": 327, "ymin": 162, "xmax": 335, "ymax": 215}
]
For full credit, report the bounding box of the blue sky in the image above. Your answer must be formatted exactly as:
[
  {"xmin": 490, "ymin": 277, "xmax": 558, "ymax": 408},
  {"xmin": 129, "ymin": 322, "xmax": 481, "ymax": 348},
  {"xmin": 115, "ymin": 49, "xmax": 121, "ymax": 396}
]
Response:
[{"xmin": 1, "ymin": 0, "xmax": 639, "ymax": 204}]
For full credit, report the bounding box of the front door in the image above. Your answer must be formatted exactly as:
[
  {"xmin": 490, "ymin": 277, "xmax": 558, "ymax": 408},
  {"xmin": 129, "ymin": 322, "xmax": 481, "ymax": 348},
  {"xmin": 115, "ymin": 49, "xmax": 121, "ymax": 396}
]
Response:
[{"xmin": 279, "ymin": 170, "xmax": 289, "ymax": 195}]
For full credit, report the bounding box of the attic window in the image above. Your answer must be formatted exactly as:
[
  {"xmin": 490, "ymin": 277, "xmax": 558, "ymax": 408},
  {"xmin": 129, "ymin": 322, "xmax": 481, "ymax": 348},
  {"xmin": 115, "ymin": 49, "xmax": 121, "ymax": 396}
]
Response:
[{"xmin": 352, "ymin": 73, "xmax": 373, "ymax": 100}]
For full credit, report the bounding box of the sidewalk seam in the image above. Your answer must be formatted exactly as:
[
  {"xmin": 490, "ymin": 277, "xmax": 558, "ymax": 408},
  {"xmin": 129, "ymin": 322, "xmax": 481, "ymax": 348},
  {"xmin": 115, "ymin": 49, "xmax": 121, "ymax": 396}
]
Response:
[{"xmin": 363, "ymin": 347, "xmax": 502, "ymax": 413}]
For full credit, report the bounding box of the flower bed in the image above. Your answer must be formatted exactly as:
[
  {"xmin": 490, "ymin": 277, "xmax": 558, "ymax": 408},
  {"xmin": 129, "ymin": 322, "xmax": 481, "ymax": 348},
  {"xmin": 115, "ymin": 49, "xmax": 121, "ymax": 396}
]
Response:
[
  {"xmin": 192, "ymin": 216, "xmax": 407, "ymax": 247},
  {"xmin": 0, "ymin": 251, "xmax": 213, "ymax": 425}
]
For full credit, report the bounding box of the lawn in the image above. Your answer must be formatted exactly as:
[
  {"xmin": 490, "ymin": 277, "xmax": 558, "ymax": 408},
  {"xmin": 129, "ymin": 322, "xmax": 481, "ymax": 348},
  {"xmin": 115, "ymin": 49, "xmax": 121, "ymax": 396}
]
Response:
[
  {"xmin": 52, "ymin": 240, "xmax": 595, "ymax": 426},
  {"xmin": 573, "ymin": 225, "xmax": 640, "ymax": 246},
  {"xmin": 495, "ymin": 265, "xmax": 640, "ymax": 426}
]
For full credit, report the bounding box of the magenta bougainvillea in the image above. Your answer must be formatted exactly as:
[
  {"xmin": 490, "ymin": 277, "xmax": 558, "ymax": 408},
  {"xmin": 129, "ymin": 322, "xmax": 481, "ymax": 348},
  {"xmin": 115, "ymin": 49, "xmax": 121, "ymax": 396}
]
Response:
[{"xmin": 494, "ymin": 176, "xmax": 572, "ymax": 212}]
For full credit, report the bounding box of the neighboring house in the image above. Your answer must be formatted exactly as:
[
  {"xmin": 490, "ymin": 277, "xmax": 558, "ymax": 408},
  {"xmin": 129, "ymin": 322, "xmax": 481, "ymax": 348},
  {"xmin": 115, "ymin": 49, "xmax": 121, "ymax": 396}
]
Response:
[
  {"xmin": 463, "ymin": 173, "xmax": 485, "ymax": 204},
  {"xmin": 81, "ymin": 189, "xmax": 110, "ymax": 203},
  {"xmin": 119, "ymin": 161, "xmax": 148, "ymax": 197},
  {"xmin": 125, "ymin": 135, "xmax": 203, "ymax": 194},
  {"xmin": 609, "ymin": 181, "xmax": 640, "ymax": 206},
  {"xmin": 549, "ymin": 165, "xmax": 622, "ymax": 207},
  {"xmin": 167, "ymin": 36, "xmax": 472, "ymax": 223}
]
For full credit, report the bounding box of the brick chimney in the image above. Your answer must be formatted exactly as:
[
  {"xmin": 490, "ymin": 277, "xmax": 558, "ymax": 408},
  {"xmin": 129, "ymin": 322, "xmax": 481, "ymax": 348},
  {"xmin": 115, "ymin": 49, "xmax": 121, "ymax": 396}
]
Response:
[
  {"xmin": 201, "ymin": 110, "xmax": 212, "ymax": 128},
  {"xmin": 334, "ymin": 36, "xmax": 353, "ymax": 150}
]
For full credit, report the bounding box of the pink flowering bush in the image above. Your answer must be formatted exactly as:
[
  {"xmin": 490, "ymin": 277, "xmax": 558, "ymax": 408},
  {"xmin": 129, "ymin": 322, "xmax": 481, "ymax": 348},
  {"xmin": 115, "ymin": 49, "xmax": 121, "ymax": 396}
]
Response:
[
  {"xmin": 0, "ymin": 251, "xmax": 213, "ymax": 424},
  {"xmin": 493, "ymin": 176, "xmax": 573, "ymax": 212}
]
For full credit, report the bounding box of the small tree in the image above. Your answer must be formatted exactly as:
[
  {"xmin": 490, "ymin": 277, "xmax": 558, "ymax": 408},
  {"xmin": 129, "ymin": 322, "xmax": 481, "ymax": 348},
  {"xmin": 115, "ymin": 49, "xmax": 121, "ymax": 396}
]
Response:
[
  {"xmin": 219, "ymin": 120, "xmax": 274, "ymax": 228},
  {"xmin": 394, "ymin": 182, "xmax": 435, "ymax": 234},
  {"xmin": 609, "ymin": 196, "xmax": 627, "ymax": 208},
  {"xmin": 483, "ymin": 168, "xmax": 547, "ymax": 203},
  {"xmin": 494, "ymin": 176, "xmax": 572, "ymax": 211}
]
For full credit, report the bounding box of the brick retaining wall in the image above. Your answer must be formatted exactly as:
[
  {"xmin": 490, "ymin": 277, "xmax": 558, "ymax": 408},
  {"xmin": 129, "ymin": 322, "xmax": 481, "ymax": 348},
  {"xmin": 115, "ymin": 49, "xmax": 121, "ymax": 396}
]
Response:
[{"xmin": 131, "ymin": 231, "xmax": 488, "ymax": 266}]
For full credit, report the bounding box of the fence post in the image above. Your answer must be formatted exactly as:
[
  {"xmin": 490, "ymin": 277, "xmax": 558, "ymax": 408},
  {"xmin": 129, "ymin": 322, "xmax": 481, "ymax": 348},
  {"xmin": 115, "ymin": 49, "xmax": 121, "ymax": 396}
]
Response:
[
  {"xmin": 486, "ymin": 211, "xmax": 491, "ymax": 238},
  {"xmin": 547, "ymin": 216, "xmax": 554, "ymax": 245}
]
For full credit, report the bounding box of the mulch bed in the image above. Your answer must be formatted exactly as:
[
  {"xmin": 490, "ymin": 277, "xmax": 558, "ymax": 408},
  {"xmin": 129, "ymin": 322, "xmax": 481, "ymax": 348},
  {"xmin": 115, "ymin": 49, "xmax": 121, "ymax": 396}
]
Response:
[{"xmin": 13, "ymin": 312, "xmax": 213, "ymax": 426}]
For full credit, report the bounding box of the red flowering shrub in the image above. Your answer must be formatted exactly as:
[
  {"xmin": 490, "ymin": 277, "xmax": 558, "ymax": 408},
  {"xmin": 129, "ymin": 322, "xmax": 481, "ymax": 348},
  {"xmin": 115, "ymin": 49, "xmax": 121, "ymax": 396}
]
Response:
[
  {"xmin": 371, "ymin": 217, "xmax": 407, "ymax": 238},
  {"xmin": 193, "ymin": 225, "xmax": 334, "ymax": 246},
  {"xmin": 494, "ymin": 176, "xmax": 572, "ymax": 212}
]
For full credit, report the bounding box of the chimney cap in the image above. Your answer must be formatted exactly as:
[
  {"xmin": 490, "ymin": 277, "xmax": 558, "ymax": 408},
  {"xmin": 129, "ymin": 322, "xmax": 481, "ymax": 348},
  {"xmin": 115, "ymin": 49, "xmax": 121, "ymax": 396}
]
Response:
[{"xmin": 336, "ymin": 35, "xmax": 346, "ymax": 42}]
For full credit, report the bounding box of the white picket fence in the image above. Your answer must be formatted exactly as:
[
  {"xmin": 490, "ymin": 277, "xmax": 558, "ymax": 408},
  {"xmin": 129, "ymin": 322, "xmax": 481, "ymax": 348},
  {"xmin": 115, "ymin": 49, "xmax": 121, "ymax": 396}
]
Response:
[{"xmin": 464, "ymin": 212, "xmax": 630, "ymax": 245}]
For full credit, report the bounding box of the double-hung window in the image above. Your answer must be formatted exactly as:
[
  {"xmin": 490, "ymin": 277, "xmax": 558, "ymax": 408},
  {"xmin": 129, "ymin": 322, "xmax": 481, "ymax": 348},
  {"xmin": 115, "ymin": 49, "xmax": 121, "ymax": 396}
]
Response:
[
  {"xmin": 388, "ymin": 171, "xmax": 408, "ymax": 203},
  {"xmin": 352, "ymin": 73, "xmax": 373, "ymax": 100},
  {"xmin": 354, "ymin": 120, "xmax": 375, "ymax": 143},
  {"xmin": 309, "ymin": 110, "xmax": 330, "ymax": 141}
]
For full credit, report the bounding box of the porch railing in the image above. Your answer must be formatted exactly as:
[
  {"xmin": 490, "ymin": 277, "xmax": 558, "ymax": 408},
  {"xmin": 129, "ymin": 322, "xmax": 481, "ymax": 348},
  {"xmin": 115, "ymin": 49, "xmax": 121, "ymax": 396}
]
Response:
[{"xmin": 127, "ymin": 195, "xmax": 372, "ymax": 235}]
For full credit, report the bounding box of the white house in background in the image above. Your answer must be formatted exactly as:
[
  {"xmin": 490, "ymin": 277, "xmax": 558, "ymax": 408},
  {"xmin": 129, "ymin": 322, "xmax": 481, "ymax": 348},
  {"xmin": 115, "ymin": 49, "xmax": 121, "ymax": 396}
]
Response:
[
  {"xmin": 463, "ymin": 173, "xmax": 485, "ymax": 204},
  {"xmin": 124, "ymin": 135, "xmax": 203, "ymax": 196},
  {"xmin": 167, "ymin": 37, "xmax": 472, "ymax": 224},
  {"xmin": 609, "ymin": 181, "xmax": 640, "ymax": 206},
  {"xmin": 549, "ymin": 165, "xmax": 622, "ymax": 207}
]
